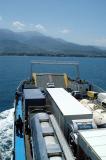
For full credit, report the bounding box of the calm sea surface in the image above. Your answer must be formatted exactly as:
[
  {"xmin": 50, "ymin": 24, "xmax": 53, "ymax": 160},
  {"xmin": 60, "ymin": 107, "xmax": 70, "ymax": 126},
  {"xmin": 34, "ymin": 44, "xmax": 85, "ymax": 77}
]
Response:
[{"xmin": 0, "ymin": 56, "xmax": 106, "ymax": 112}]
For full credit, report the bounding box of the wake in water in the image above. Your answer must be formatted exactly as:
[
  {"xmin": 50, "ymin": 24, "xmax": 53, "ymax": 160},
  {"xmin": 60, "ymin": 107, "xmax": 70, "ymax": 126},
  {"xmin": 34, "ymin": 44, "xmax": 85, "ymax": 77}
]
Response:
[{"xmin": 0, "ymin": 108, "xmax": 14, "ymax": 160}]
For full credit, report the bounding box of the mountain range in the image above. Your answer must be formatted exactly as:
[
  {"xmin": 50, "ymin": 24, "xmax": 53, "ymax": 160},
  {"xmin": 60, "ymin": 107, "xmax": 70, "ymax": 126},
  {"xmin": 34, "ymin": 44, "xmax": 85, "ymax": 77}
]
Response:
[{"xmin": 0, "ymin": 29, "xmax": 106, "ymax": 57}]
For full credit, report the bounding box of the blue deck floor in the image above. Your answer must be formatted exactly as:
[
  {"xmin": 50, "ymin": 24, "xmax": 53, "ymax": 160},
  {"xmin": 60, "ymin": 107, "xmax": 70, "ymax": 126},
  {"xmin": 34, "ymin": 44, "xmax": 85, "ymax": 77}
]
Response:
[{"xmin": 15, "ymin": 99, "xmax": 26, "ymax": 160}]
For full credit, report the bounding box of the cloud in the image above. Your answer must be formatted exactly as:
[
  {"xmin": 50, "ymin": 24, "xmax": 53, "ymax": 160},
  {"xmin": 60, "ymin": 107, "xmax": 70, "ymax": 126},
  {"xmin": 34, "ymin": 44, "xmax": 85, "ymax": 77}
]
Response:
[
  {"xmin": 34, "ymin": 24, "xmax": 46, "ymax": 32},
  {"xmin": 0, "ymin": 16, "xmax": 2, "ymax": 21},
  {"xmin": 12, "ymin": 22, "xmax": 46, "ymax": 32},
  {"xmin": 95, "ymin": 38, "xmax": 106, "ymax": 46},
  {"xmin": 60, "ymin": 29, "xmax": 71, "ymax": 34},
  {"xmin": 12, "ymin": 21, "xmax": 25, "ymax": 30}
]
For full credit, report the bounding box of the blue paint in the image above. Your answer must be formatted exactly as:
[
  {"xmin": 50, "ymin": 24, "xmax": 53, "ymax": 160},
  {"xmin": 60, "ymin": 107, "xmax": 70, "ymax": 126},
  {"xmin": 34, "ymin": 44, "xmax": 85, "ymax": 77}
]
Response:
[
  {"xmin": 15, "ymin": 136, "xmax": 25, "ymax": 160},
  {"xmin": 15, "ymin": 99, "xmax": 26, "ymax": 160},
  {"xmin": 16, "ymin": 99, "xmax": 22, "ymax": 118}
]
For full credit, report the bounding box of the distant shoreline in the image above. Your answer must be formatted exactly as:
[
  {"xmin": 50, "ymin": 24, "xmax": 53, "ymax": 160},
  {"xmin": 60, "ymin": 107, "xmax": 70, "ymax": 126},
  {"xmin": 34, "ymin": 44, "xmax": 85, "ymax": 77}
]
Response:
[{"xmin": 0, "ymin": 53, "xmax": 106, "ymax": 58}]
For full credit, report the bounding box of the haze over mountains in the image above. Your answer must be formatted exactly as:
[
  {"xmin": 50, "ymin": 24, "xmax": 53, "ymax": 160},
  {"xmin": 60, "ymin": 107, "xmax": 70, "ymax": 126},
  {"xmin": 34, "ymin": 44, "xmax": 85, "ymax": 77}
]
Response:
[{"xmin": 0, "ymin": 29, "xmax": 106, "ymax": 57}]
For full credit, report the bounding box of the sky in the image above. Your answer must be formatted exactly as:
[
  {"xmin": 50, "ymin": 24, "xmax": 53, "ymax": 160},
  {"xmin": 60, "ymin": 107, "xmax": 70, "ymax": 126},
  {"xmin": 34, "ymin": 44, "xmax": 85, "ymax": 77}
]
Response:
[{"xmin": 0, "ymin": 0, "xmax": 106, "ymax": 46}]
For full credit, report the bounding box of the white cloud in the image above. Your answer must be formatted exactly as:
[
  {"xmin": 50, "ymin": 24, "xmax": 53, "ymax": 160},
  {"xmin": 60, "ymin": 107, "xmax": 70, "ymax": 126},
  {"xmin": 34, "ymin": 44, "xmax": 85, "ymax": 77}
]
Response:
[
  {"xmin": 34, "ymin": 24, "xmax": 46, "ymax": 32},
  {"xmin": 12, "ymin": 21, "xmax": 25, "ymax": 30},
  {"xmin": 60, "ymin": 29, "xmax": 71, "ymax": 34},
  {"xmin": 95, "ymin": 38, "xmax": 106, "ymax": 46},
  {"xmin": 12, "ymin": 22, "xmax": 46, "ymax": 32},
  {"xmin": 0, "ymin": 16, "xmax": 2, "ymax": 21}
]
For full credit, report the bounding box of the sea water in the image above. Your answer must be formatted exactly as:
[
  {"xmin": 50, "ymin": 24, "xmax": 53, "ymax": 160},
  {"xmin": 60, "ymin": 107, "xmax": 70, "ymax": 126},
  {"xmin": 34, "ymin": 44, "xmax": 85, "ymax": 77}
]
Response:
[
  {"xmin": 0, "ymin": 56, "xmax": 106, "ymax": 159},
  {"xmin": 0, "ymin": 108, "xmax": 14, "ymax": 160}
]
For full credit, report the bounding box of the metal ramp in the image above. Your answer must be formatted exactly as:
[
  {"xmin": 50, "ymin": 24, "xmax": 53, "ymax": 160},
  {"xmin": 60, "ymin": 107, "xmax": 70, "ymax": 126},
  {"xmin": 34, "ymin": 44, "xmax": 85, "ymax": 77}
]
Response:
[
  {"xmin": 15, "ymin": 99, "xmax": 26, "ymax": 160},
  {"xmin": 35, "ymin": 74, "xmax": 66, "ymax": 88}
]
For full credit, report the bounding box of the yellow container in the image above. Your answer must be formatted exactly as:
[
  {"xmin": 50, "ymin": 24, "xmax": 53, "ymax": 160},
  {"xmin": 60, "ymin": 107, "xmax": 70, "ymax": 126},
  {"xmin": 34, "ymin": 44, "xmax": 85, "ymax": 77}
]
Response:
[{"xmin": 87, "ymin": 91, "xmax": 97, "ymax": 98}]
